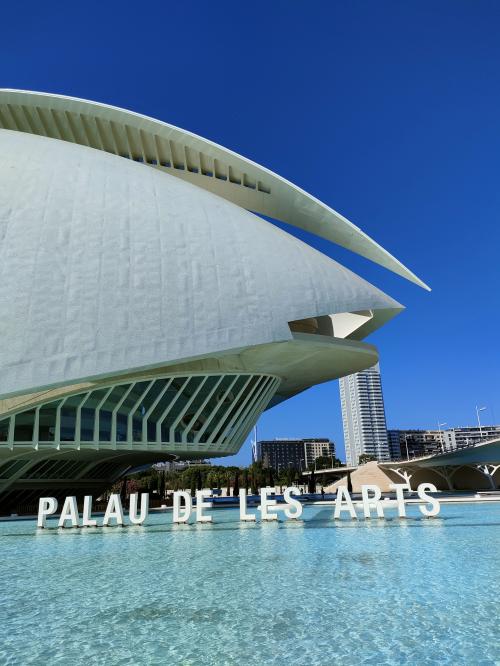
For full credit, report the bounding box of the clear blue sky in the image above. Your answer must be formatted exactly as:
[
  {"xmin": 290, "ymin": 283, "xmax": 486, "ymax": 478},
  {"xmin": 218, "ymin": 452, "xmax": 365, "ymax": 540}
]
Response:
[{"xmin": 2, "ymin": 1, "xmax": 499, "ymax": 464}]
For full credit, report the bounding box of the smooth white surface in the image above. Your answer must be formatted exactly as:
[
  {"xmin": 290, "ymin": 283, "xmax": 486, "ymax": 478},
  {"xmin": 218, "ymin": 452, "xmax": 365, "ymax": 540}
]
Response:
[{"xmin": 0, "ymin": 129, "xmax": 401, "ymax": 399}]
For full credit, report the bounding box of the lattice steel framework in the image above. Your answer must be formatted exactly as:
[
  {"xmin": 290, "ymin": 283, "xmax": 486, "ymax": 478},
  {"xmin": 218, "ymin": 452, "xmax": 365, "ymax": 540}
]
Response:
[{"xmin": 0, "ymin": 373, "xmax": 280, "ymax": 457}]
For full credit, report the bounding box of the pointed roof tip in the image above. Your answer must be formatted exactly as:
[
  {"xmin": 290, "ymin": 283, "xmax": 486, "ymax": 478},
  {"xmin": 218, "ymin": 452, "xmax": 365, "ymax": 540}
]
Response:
[
  {"xmin": 418, "ymin": 279, "xmax": 432, "ymax": 292},
  {"xmin": 393, "ymin": 263, "xmax": 431, "ymax": 292},
  {"xmin": 394, "ymin": 259, "xmax": 430, "ymax": 291}
]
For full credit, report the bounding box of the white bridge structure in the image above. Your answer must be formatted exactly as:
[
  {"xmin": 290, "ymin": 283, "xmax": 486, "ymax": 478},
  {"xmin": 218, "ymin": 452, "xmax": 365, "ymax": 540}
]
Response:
[{"xmin": 380, "ymin": 438, "xmax": 500, "ymax": 491}]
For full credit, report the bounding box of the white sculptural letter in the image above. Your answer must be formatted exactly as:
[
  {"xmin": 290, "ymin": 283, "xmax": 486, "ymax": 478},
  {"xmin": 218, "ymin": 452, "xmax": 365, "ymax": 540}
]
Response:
[
  {"xmin": 37, "ymin": 497, "xmax": 58, "ymax": 528},
  {"xmin": 173, "ymin": 491, "xmax": 192, "ymax": 523},
  {"xmin": 260, "ymin": 487, "xmax": 279, "ymax": 521},
  {"xmin": 129, "ymin": 493, "xmax": 149, "ymax": 525},
  {"xmin": 283, "ymin": 487, "xmax": 303, "ymax": 520},
  {"xmin": 58, "ymin": 496, "xmax": 79, "ymax": 528},
  {"xmin": 389, "ymin": 483, "xmax": 409, "ymax": 518},
  {"xmin": 195, "ymin": 489, "xmax": 213, "ymax": 523},
  {"xmin": 82, "ymin": 495, "xmax": 97, "ymax": 527},
  {"xmin": 417, "ymin": 483, "xmax": 440, "ymax": 517},
  {"xmin": 239, "ymin": 489, "xmax": 256, "ymax": 521},
  {"xmin": 334, "ymin": 486, "xmax": 358, "ymax": 519},
  {"xmin": 361, "ymin": 484, "xmax": 385, "ymax": 518},
  {"xmin": 103, "ymin": 494, "xmax": 125, "ymax": 526}
]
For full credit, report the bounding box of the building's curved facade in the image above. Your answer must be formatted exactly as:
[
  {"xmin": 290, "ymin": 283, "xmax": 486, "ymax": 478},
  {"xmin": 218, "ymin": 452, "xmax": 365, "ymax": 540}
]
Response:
[{"xmin": 0, "ymin": 90, "xmax": 427, "ymax": 510}]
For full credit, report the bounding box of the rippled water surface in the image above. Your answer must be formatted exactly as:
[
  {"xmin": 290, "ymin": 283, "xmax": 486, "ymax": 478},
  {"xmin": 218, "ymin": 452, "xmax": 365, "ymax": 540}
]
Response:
[{"xmin": 1, "ymin": 502, "xmax": 499, "ymax": 665}]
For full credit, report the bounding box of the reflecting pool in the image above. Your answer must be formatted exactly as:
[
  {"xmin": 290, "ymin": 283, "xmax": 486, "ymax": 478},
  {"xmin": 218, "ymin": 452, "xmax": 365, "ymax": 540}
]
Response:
[{"xmin": 1, "ymin": 502, "xmax": 499, "ymax": 665}]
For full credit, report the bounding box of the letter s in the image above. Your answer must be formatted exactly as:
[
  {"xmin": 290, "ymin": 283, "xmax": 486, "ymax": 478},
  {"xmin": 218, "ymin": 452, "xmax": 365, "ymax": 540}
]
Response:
[{"xmin": 417, "ymin": 483, "xmax": 440, "ymax": 517}]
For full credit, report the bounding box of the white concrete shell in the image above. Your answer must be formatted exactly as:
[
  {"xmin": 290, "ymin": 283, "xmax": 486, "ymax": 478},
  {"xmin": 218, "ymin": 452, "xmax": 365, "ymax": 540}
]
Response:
[
  {"xmin": 0, "ymin": 89, "xmax": 429, "ymax": 289},
  {"xmin": 0, "ymin": 90, "xmax": 426, "ymax": 509},
  {"xmin": 0, "ymin": 128, "xmax": 402, "ymax": 400}
]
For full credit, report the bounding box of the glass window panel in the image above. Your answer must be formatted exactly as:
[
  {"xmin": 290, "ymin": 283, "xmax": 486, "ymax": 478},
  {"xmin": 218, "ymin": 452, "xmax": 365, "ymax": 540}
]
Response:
[
  {"xmin": 178, "ymin": 377, "xmax": 221, "ymax": 443},
  {"xmin": 39, "ymin": 401, "xmax": 61, "ymax": 442},
  {"xmin": 80, "ymin": 407, "xmax": 95, "ymax": 442},
  {"xmin": 60, "ymin": 407, "xmax": 76, "ymax": 441},
  {"xmin": 99, "ymin": 410, "xmax": 112, "ymax": 442},
  {"xmin": 158, "ymin": 379, "xmax": 187, "ymax": 441},
  {"xmin": 116, "ymin": 413, "xmax": 128, "ymax": 442},
  {"xmin": 200, "ymin": 376, "xmax": 248, "ymax": 443},
  {"xmin": 14, "ymin": 410, "xmax": 36, "ymax": 442},
  {"xmin": 64, "ymin": 394, "xmax": 86, "ymax": 408},
  {"xmin": 119, "ymin": 382, "xmax": 150, "ymax": 414},
  {"xmin": 162, "ymin": 376, "xmax": 204, "ymax": 435},
  {"xmin": 129, "ymin": 382, "xmax": 167, "ymax": 442},
  {"xmin": 149, "ymin": 383, "xmax": 177, "ymax": 424},
  {"xmin": 146, "ymin": 419, "xmax": 156, "ymax": 442},
  {"xmin": 0, "ymin": 418, "xmax": 10, "ymax": 442},
  {"xmin": 101, "ymin": 385, "xmax": 130, "ymax": 413},
  {"xmin": 132, "ymin": 417, "xmax": 142, "ymax": 442},
  {"xmin": 81, "ymin": 389, "xmax": 109, "ymax": 411},
  {"xmin": 140, "ymin": 380, "xmax": 168, "ymax": 413}
]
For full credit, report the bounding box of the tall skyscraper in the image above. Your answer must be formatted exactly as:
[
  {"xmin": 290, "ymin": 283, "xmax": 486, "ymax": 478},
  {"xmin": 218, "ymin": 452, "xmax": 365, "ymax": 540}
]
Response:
[{"xmin": 339, "ymin": 363, "xmax": 390, "ymax": 466}]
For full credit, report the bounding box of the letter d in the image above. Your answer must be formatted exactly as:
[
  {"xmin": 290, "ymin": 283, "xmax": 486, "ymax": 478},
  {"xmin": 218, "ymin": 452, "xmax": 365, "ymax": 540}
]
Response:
[{"xmin": 173, "ymin": 491, "xmax": 192, "ymax": 523}]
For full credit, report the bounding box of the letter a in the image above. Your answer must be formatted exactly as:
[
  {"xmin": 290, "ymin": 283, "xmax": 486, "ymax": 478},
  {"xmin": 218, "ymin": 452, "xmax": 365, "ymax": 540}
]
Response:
[
  {"xmin": 334, "ymin": 486, "xmax": 358, "ymax": 519},
  {"xmin": 58, "ymin": 496, "xmax": 79, "ymax": 528},
  {"xmin": 103, "ymin": 494, "xmax": 125, "ymax": 526}
]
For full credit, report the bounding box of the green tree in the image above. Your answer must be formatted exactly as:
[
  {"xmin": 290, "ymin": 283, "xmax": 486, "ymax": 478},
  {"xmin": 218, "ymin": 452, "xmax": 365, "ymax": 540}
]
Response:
[
  {"xmin": 307, "ymin": 470, "xmax": 316, "ymax": 494},
  {"xmin": 250, "ymin": 470, "xmax": 258, "ymax": 495},
  {"xmin": 233, "ymin": 470, "xmax": 240, "ymax": 497},
  {"xmin": 206, "ymin": 470, "xmax": 218, "ymax": 490},
  {"xmin": 268, "ymin": 467, "xmax": 275, "ymax": 488},
  {"xmin": 358, "ymin": 454, "xmax": 377, "ymax": 465},
  {"xmin": 311, "ymin": 456, "xmax": 344, "ymax": 470},
  {"xmin": 159, "ymin": 471, "xmax": 166, "ymax": 499},
  {"xmin": 248, "ymin": 461, "xmax": 265, "ymax": 492},
  {"xmin": 120, "ymin": 478, "xmax": 127, "ymax": 503},
  {"xmin": 285, "ymin": 466, "xmax": 296, "ymax": 487}
]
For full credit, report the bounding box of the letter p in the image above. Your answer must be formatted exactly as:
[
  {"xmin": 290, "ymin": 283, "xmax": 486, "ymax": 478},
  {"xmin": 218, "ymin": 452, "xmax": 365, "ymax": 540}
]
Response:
[{"xmin": 37, "ymin": 497, "xmax": 58, "ymax": 528}]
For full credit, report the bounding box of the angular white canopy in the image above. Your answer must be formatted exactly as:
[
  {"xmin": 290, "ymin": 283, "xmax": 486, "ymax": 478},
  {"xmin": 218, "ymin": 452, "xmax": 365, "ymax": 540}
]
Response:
[{"xmin": 0, "ymin": 89, "xmax": 429, "ymax": 290}]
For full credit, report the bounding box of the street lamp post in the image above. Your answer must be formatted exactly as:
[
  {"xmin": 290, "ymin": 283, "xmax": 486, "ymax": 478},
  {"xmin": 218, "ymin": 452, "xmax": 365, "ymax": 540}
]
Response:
[
  {"xmin": 404, "ymin": 433, "xmax": 409, "ymax": 460},
  {"xmin": 476, "ymin": 405, "xmax": 486, "ymax": 442},
  {"xmin": 437, "ymin": 421, "xmax": 447, "ymax": 452}
]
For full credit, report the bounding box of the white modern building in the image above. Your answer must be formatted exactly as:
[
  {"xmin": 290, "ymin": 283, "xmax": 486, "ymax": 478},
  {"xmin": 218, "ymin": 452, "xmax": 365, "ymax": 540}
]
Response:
[
  {"xmin": 442, "ymin": 426, "xmax": 500, "ymax": 452},
  {"xmin": 153, "ymin": 460, "xmax": 211, "ymax": 473},
  {"xmin": 304, "ymin": 439, "xmax": 336, "ymax": 468},
  {"xmin": 340, "ymin": 363, "xmax": 390, "ymax": 466},
  {"xmin": 0, "ymin": 89, "xmax": 427, "ymax": 511}
]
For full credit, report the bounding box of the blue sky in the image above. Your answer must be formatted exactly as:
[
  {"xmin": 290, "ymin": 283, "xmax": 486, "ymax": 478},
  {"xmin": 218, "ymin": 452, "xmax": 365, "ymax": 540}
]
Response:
[{"xmin": 2, "ymin": 1, "xmax": 499, "ymax": 463}]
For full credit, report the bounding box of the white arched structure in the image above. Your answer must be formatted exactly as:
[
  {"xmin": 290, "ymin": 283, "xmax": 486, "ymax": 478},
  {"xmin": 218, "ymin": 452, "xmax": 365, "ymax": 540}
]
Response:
[
  {"xmin": 0, "ymin": 89, "xmax": 428, "ymax": 288},
  {"xmin": 0, "ymin": 90, "xmax": 427, "ymax": 510}
]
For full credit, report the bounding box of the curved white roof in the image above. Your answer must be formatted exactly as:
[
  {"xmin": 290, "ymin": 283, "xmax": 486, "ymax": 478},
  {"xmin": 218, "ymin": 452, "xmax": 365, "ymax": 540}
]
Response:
[
  {"xmin": 0, "ymin": 89, "xmax": 429, "ymax": 290},
  {"xmin": 0, "ymin": 129, "xmax": 401, "ymax": 398}
]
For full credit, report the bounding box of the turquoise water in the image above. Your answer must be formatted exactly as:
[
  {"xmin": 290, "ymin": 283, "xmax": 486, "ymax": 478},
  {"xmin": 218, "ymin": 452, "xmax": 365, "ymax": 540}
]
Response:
[{"xmin": 1, "ymin": 503, "xmax": 499, "ymax": 665}]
